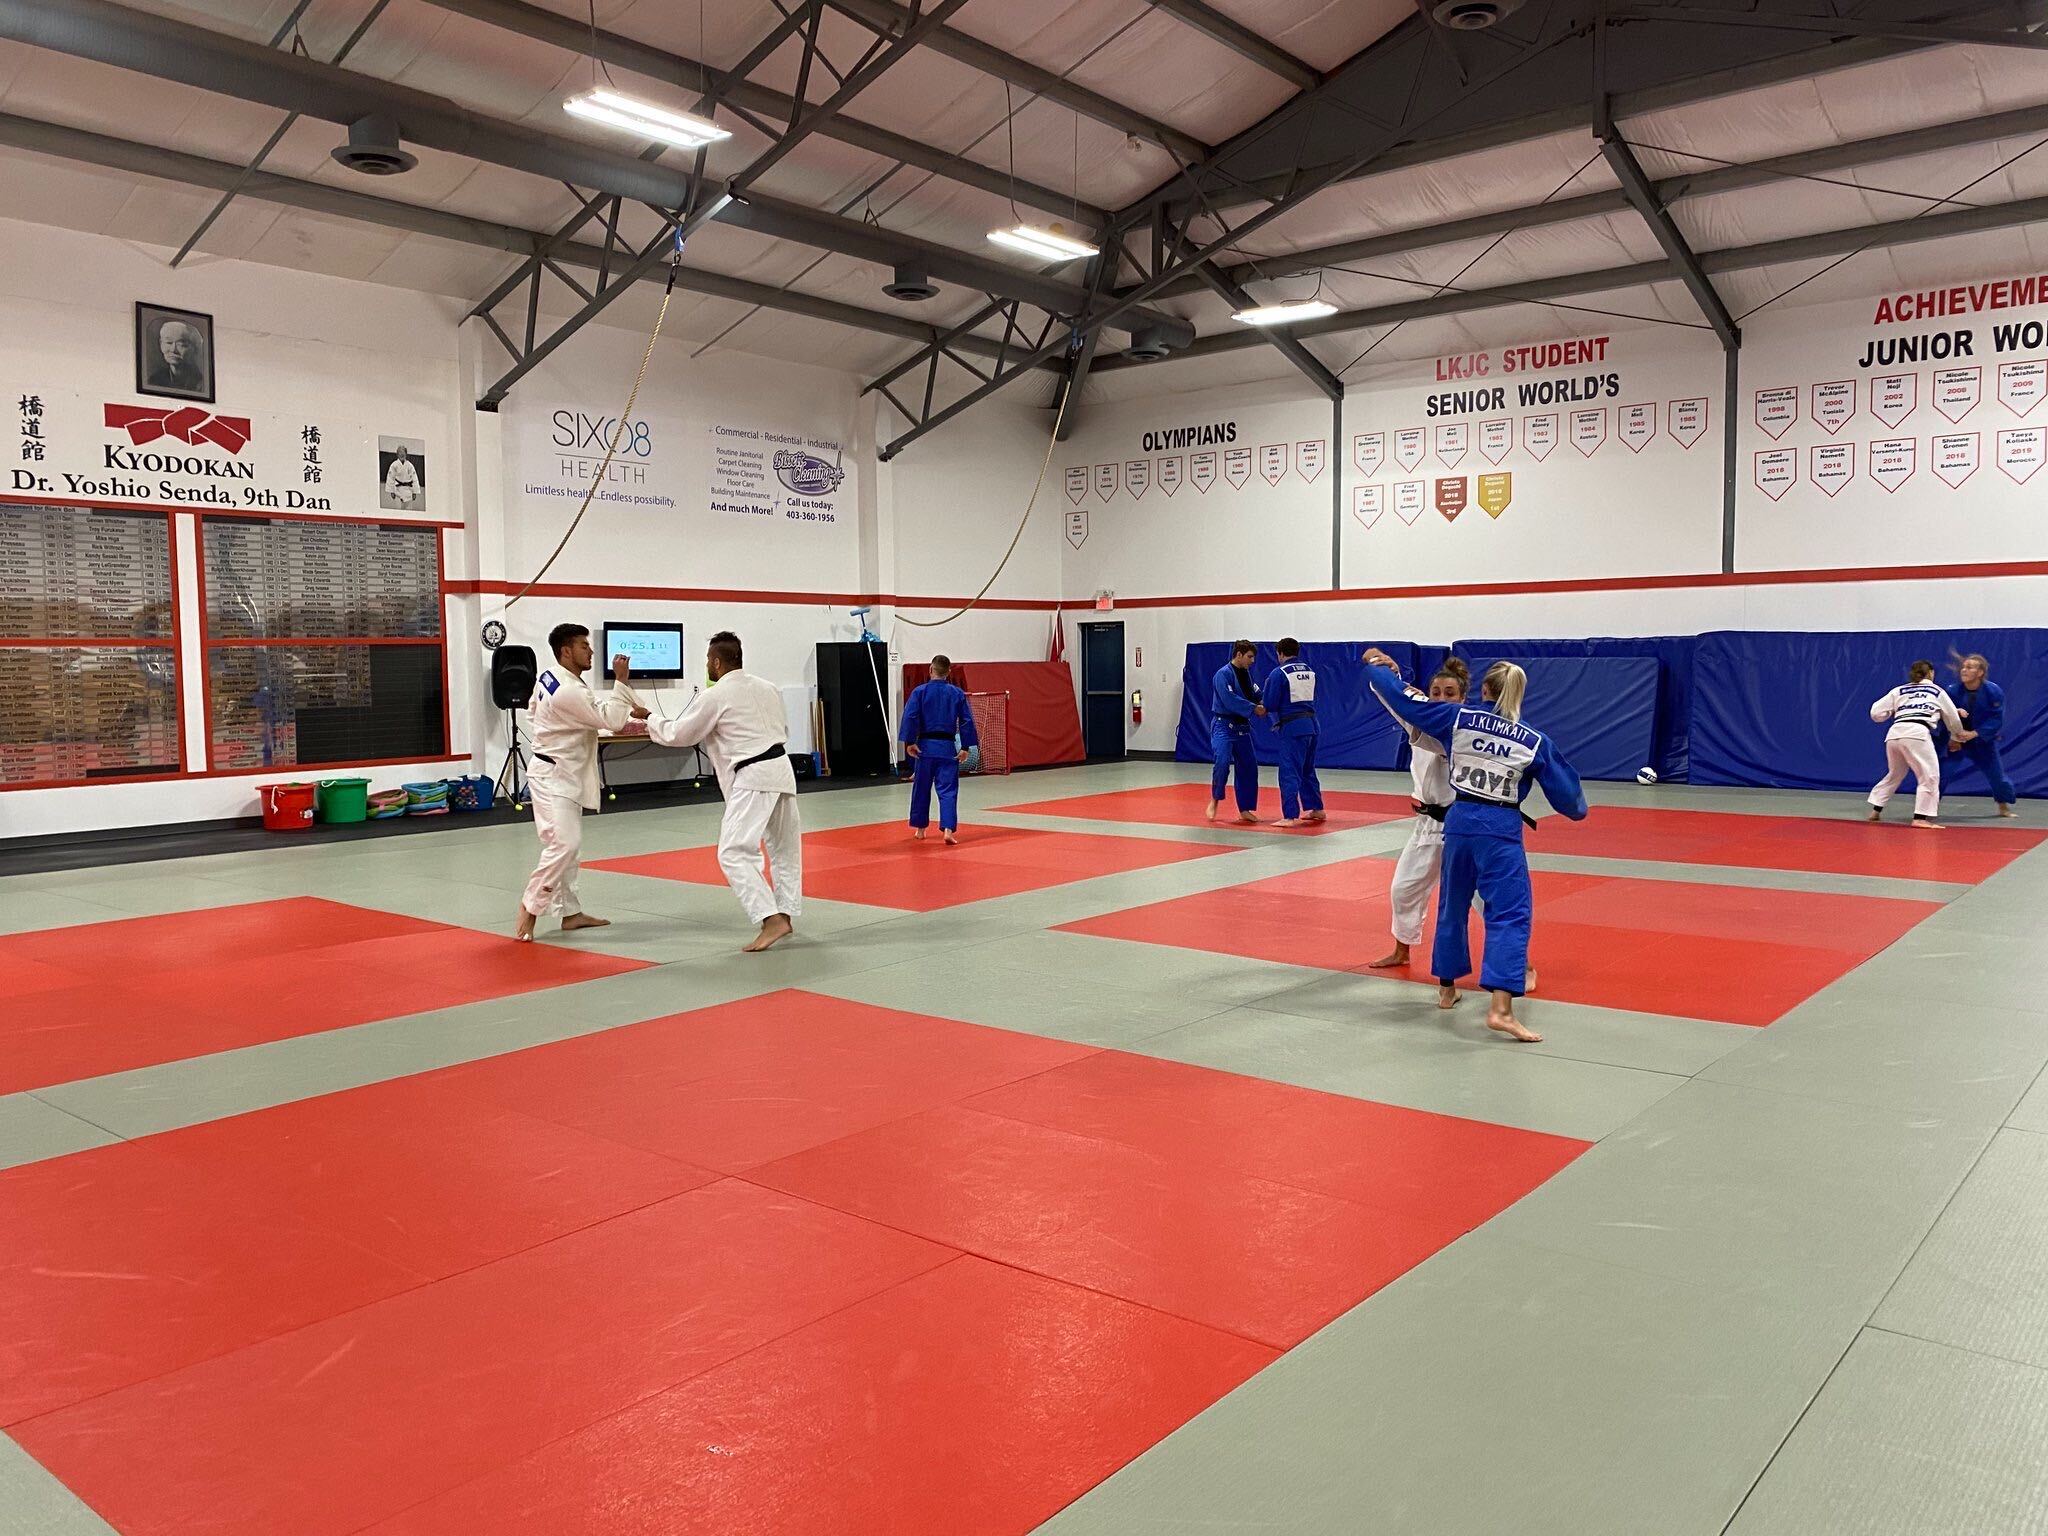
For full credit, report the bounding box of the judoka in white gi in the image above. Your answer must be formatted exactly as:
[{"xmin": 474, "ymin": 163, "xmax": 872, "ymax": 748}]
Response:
[
  {"xmin": 516, "ymin": 622, "xmax": 649, "ymax": 941},
  {"xmin": 1869, "ymin": 659, "xmax": 1974, "ymax": 828},
  {"xmin": 642, "ymin": 630, "xmax": 803, "ymax": 951}
]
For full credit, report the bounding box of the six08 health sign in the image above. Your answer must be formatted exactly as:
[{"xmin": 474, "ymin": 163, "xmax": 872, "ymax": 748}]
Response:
[{"xmin": 514, "ymin": 403, "xmax": 853, "ymax": 533}]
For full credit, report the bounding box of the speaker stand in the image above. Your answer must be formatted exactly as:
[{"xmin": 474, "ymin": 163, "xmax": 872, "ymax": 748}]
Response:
[{"xmin": 495, "ymin": 706, "xmax": 530, "ymax": 810}]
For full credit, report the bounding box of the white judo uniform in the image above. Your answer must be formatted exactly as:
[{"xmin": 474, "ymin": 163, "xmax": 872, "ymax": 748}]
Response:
[
  {"xmin": 644, "ymin": 670, "xmax": 802, "ymax": 924},
  {"xmin": 522, "ymin": 666, "xmax": 643, "ymax": 920},
  {"xmin": 1869, "ymin": 680, "xmax": 1965, "ymax": 819},
  {"xmin": 1380, "ymin": 688, "xmax": 1453, "ymax": 946}
]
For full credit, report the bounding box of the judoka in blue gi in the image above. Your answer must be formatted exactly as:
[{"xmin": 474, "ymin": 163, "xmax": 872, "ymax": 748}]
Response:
[
  {"xmin": 1207, "ymin": 639, "xmax": 1264, "ymax": 823},
  {"xmin": 1946, "ymin": 653, "xmax": 2020, "ymax": 818},
  {"xmin": 1261, "ymin": 637, "xmax": 1326, "ymax": 827},
  {"xmin": 900, "ymin": 655, "xmax": 980, "ymax": 844},
  {"xmin": 1361, "ymin": 651, "xmax": 1587, "ymax": 1042}
]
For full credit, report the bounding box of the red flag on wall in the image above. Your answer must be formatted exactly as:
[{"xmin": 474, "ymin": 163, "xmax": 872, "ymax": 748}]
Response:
[{"xmin": 1048, "ymin": 608, "xmax": 1066, "ymax": 664}]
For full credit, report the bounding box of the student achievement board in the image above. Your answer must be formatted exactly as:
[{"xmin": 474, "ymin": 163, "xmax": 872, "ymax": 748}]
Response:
[
  {"xmin": 1, "ymin": 503, "xmax": 181, "ymax": 786},
  {"xmin": 199, "ymin": 515, "xmax": 446, "ymax": 770}
]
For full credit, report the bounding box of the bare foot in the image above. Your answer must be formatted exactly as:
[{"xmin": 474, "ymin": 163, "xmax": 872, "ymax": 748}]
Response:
[
  {"xmin": 1304, "ymin": 811, "xmax": 1327, "ymax": 823},
  {"xmin": 1867, "ymin": 808, "xmax": 1883, "ymax": 823},
  {"xmin": 1436, "ymin": 984, "xmax": 1459, "ymax": 1010},
  {"xmin": 911, "ymin": 828, "xmax": 925, "ymax": 840},
  {"xmin": 1205, "ymin": 799, "xmax": 1219, "ymax": 822},
  {"xmin": 1274, "ymin": 817, "xmax": 1302, "ymax": 828},
  {"xmin": 743, "ymin": 914, "xmax": 795, "ymax": 952},
  {"xmin": 1999, "ymin": 804, "xmax": 2019, "ymax": 818},
  {"xmin": 943, "ymin": 831, "xmax": 958, "ymax": 845},
  {"xmin": 1912, "ymin": 819, "xmax": 1944, "ymax": 832},
  {"xmin": 1487, "ymin": 1005, "xmax": 1541, "ymax": 1042},
  {"xmin": 1524, "ymin": 967, "xmax": 1538, "ymax": 995},
  {"xmin": 560, "ymin": 913, "xmax": 610, "ymax": 931},
  {"xmin": 1236, "ymin": 811, "xmax": 1259, "ymax": 824},
  {"xmin": 1367, "ymin": 944, "xmax": 1411, "ymax": 970},
  {"xmin": 512, "ymin": 907, "xmax": 536, "ymax": 943}
]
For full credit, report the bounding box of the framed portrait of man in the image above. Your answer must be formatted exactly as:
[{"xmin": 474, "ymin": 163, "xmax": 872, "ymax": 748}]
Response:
[
  {"xmin": 135, "ymin": 302, "xmax": 216, "ymax": 403},
  {"xmin": 378, "ymin": 435, "xmax": 428, "ymax": 511}
]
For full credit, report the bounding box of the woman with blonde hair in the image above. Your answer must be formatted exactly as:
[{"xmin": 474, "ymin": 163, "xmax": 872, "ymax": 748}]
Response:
[
  {"xmin": 1869, "ymin": 659, "xmax": 1971, "ymax": 828},
  {"xmin": 1360, "ymin": 653, "xmax": 1586, "ymax": 1042}
]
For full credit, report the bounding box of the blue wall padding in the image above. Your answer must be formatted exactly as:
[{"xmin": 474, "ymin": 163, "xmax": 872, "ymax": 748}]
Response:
[
  {"xmin": 1177, "ymin": 642, "xmax": 1421, "ymax": 770},
  {"xmin": 1691, "ymin": 628, "xmax": 2048, "ymax": 797},
  {"xmin": 1453, "ymin": 636, "xmax": 1695, "ymax": 780},
  {"xmin": 1455, "ymin": 655, "xmax": 1660, "ymax": 783}
]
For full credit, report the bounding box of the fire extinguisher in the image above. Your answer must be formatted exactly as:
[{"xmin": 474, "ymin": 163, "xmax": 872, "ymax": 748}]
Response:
[{"xmin": 1131, "ymin": 689, "xmax": 1144, "ymax": 725}]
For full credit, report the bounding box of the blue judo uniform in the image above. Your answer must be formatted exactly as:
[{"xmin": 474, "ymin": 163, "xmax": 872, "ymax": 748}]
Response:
[
  {"xmin": 1364, "ymin": 665, "xmax": 1587, "ymax": 996},
  {"xmin": 1944, "ymin": 678, "xmax": 2018, "ymax": 807},
  {"xmin": 1210, "ymin": 661, "xmax": 1261, "ymax": 812},
  {"xmin": 1261, "ymin": 657, "xmax": 1324, "ymax": 820},
  {"xmin": 900, "ymin": 678, "xmax": 980, "ymax": 832}
]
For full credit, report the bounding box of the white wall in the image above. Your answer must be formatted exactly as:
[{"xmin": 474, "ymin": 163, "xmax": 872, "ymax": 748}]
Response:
[
  {"xmin": 0, "ymin": 218, "xmax": 471, "ymax": 838},
  {"xmin": 1043, "ymin": 279, "xmax": 2048, "ymax": 754}
]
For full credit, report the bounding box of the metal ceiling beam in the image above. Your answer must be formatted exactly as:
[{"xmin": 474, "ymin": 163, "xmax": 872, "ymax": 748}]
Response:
[
  {"xmin": 1597, "ymin": 113, "xmax": 1739, "ymax": 351},
  {"xmin": 0, "ymin": 109, "xmax": 1035, "ymax": 363},
  {"xmin": 0, "ymin": 0, "xmax": 1163, "ymax": 337},
  {"xmin": 1123, "ymin": 95, "xmax": 2048, "ymax": 302},
  {"xmin": 879, "ymin": 12, "xmax": 1584, "ymax": 456},
  {"xmin": 1606, "ymin": 4, "xmax": 2048, "ymax": 53},
  {"xmin": 1144, "ymin": 0, "xmax": 1319, "ymax": 88},
  {"xmin": 1117, "ymin": 0, "xmax": 2048, "ymax": 221},
  {"xmin": 413, "ymin": 0, "xmax": 1107, "ymax": 222},
  {"xmin": 826, "ymin": 0, "xmax": 1212, "ymax": 163},
  {"xmin": 479, "ymin": 0, "xmax": 975, "ymax": 406},
  {"xmin": 1092, "ymin": 186, "xmax": 2048, "ymax": 369}
]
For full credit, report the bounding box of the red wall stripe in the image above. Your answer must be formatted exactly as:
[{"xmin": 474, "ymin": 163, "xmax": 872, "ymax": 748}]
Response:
[{"xmin": 443, "ymin": 560, "xmax": 2048, "ymax": 614}]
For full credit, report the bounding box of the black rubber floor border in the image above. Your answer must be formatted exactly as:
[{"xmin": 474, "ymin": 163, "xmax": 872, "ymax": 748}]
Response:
[{"xmin": 0, "ymin": 760, "xmax": 1088, "ymax": 878}]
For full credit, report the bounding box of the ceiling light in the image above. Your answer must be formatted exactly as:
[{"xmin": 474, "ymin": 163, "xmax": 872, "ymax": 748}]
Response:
[
  {"xmin": 987, "ymin": 223, "xmax": 1099, "ymax": 262},
  {"xmin": 1230, "ymin": 298, "xmax": 1338, "ymax": 326},
  {"xmin": 564, "ymin": 87, "xmax": 731, "ymax": 149}
]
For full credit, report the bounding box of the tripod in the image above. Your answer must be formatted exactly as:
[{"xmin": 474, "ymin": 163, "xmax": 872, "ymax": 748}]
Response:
[{"xmin": 495, "ymin": 705, "xmax": 530, "ymax": 811}]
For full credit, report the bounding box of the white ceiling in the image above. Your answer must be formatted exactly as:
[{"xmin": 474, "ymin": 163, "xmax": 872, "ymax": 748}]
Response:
[{"xmin": 0, "ymin": 2, "xmax": 2042, "ymax": 405}]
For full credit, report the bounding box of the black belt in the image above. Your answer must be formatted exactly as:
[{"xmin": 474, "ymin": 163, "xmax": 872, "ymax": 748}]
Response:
[
  {"xmin": 534, "ymin": 752, "xmax": 555, "ymax": 765},
  {"xmin": 1454, "ymin": 790, "xmax": 1538, "ymax": 830},
  {"xmin": 918, "ymin": 733, "xmax": 959, "ymax": 743},
  {"xmin": 734, "ymin": 742, "xmax": 787, "ymax": 772},
  {"xmin": 1217, "ymin": 720, "xmax": 1251, "ymax": 734},
  {"xmin": 1280, "ymin": 710, "xmax": 1316, "ymax": 726},
  {"xmin": 1413, "ymin": 800, "xmax": 1448, "ymax": 822}
]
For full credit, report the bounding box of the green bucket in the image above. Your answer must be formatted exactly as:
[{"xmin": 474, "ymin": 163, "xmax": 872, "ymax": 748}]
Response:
[{"xmin": 316, "ymin": 777, "xmax": 371, "ymax": 824}]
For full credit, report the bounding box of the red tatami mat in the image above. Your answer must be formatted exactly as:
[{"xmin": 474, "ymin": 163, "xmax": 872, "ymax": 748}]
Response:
[
  {"xmin": 17, "ymin": 1182, "xmax": 955, "ymax": 1536},
  {"xmin": 1060, "ymin": 858, "xmax": 1941, "ymax": 1027},
  {"xmin": 7, "ymin": 989, "xmax": 1586, "ymax": 1535},
  {"xmin": 1000, "ymin": 779, "xmax": 1416, "ymax": 833},
  {"xmin": 1527, "ymin": 805, "xmax": 2047, "ymax": 884},
  {"xmin": 0, "ymin": 898, "xmax": 647, "ymax": 1094},
  {"xmin": 589, "ymin": 819, "xmax": 1235, "ymax": 910},
  {"xmin": 432, "ymin": 989, "xmax": 1097, "ymax": 1172},
  {"xmin": 364, "ymin": 1258, "xmax": 1276, "ymax": 1536}
]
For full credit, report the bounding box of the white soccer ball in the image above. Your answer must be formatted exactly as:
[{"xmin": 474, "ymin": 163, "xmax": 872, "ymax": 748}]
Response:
[{"xmin": 1636, "ymin": 767, "xmax": 1659, "ymax": 786}]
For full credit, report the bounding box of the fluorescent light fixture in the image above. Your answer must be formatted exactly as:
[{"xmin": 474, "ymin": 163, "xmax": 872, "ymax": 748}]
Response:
[
  {"xmin": 564, "ymin": 87, "xmax": 731, "ymax": 149},
  {"xmin": 1230, "ymin": 298, "xmax": 1338, "ymax": 326},
  {"xmin": 987, "ymin": 222, "xmax": 1099, "ymax": 261}
]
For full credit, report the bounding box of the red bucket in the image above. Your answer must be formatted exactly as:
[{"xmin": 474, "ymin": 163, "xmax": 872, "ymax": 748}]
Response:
[{"xmin": 259, "ymin": 781, "xmax": 317, "ymax": 832}]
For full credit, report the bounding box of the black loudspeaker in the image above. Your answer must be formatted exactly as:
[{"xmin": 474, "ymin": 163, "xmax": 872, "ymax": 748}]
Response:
[
  {"xmin": 491, "ymin": 644, "xmax": 538, "ymax": 709},
  {"xmin": 816, "ymin": 641, "xmax": 891, "ymax": 777}
]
